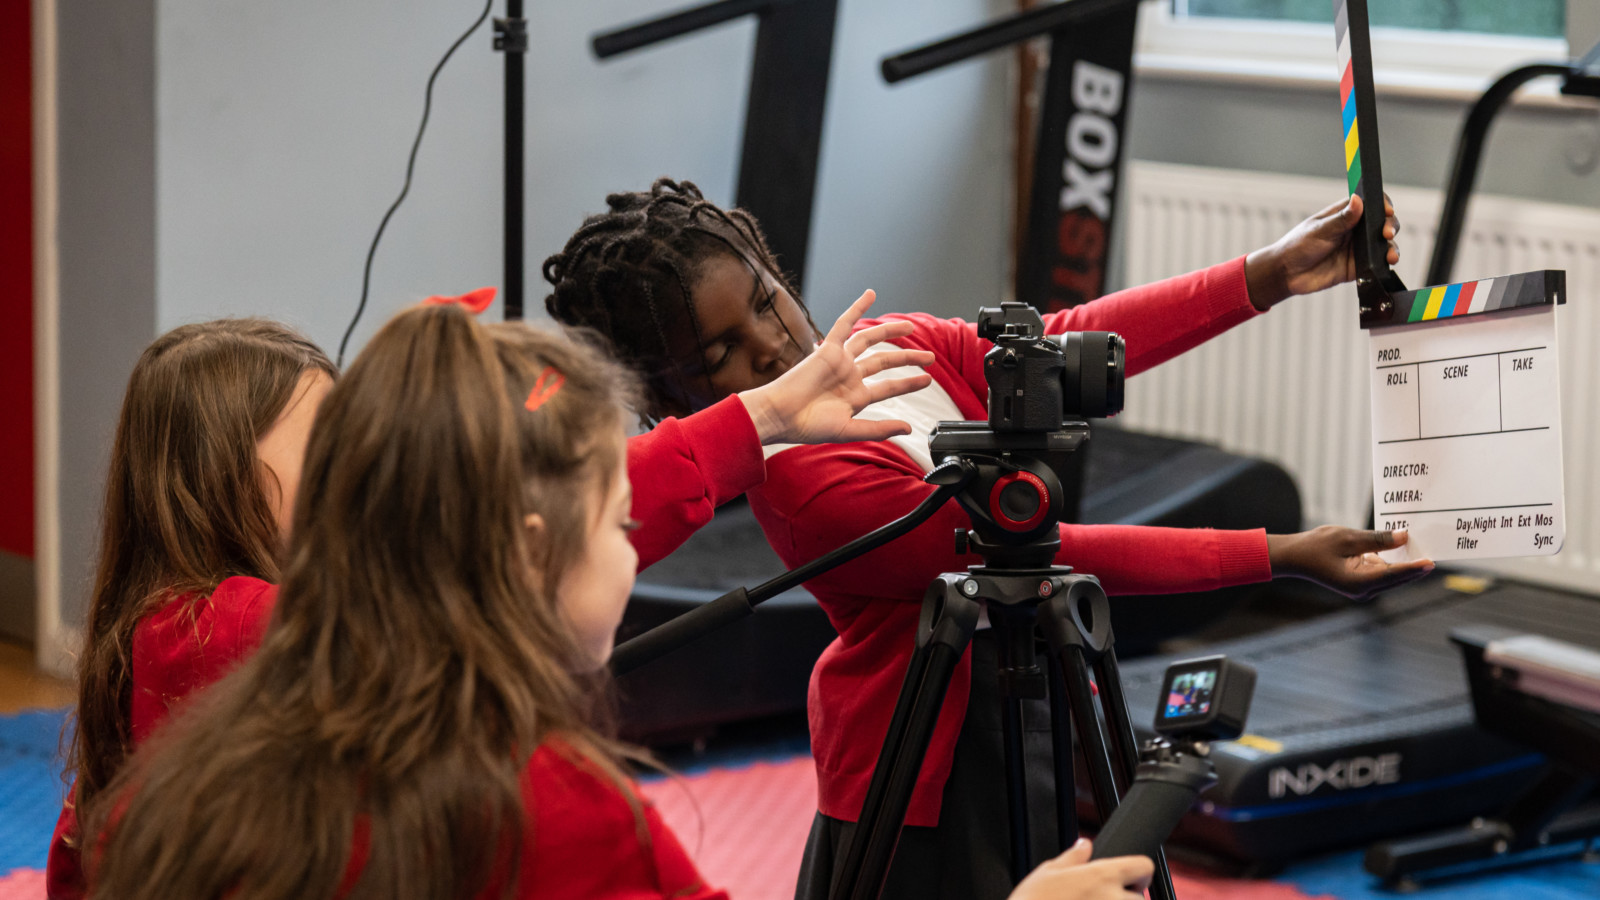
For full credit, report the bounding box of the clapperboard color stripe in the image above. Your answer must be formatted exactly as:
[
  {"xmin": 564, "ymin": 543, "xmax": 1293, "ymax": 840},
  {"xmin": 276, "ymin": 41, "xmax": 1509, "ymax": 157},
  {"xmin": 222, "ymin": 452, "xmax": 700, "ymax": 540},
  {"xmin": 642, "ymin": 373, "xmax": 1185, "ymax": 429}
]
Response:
[
  {"xmin": 1334, "ymin": 0, "xmax": 1563, "ymax": 330},
  {"xmin": 1384, "ymin": 270, "xmax": 1566, "ymax": 326},
  {"xmin": 1334, "ymin": 0, "xmax": 1361, "ymax": 197}
]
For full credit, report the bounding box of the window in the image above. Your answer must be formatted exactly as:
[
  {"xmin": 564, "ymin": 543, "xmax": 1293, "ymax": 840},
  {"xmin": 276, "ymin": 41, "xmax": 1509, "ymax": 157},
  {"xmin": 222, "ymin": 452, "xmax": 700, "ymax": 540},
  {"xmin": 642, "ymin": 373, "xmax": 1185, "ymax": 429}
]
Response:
[
  {"xmin": 1176, "ymin": 0, "xmax": 1564, "ymax": 40},
  {"xmin": 1135, "ymin": 0, "xmax": 1570, "ymax": 101}
]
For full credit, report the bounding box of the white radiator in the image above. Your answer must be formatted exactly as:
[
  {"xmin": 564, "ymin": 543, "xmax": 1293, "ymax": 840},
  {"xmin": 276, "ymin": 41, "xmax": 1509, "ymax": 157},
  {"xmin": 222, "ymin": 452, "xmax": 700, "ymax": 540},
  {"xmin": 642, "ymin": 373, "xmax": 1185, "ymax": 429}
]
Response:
[{"xmin": 1119, "ymin": 161, "xmax": 1598, "ymax": 594}]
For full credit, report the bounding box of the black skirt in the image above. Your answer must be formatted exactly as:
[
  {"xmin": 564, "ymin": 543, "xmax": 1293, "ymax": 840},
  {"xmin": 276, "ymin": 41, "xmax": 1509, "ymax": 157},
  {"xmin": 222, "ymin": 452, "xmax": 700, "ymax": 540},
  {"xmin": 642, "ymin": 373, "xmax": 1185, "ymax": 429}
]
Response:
[{"xmin": 793, "ymin": 630, "xmax": 1069, "ymax": 900}]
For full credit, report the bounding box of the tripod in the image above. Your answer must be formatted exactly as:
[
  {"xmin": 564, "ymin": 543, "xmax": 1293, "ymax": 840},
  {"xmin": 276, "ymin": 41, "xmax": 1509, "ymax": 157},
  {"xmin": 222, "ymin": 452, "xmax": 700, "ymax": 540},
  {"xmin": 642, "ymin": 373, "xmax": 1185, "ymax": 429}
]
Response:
[
  {"xmin": 819, "ymin": 410, "xmax": 1174, "ymax": 900},
  {"xmin": 830, "ymin": 561, "xmax": 1175, "ymax": 900}
]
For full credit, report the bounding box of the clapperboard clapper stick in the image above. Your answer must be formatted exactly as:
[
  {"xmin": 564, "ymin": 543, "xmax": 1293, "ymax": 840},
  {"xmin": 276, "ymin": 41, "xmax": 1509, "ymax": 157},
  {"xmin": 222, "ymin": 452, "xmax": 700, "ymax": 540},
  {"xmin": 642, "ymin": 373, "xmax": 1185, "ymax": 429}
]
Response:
[{"xmin": 1335, "ymin": 0, "xmax": 1568, "ymax": 564}]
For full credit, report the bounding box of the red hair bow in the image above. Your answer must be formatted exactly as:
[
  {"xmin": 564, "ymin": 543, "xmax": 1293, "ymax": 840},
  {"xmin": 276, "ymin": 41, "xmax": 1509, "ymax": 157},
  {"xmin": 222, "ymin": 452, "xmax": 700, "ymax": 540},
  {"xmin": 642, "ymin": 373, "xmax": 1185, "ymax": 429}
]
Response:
[{"xmin": 422, "ymin": 286, "xmax": 497, "ymax": 315}]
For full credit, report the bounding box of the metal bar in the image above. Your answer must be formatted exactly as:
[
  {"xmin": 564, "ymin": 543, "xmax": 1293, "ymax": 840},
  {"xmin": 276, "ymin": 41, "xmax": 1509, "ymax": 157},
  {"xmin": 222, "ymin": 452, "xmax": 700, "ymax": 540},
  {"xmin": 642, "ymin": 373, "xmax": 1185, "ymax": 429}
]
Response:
[
  {"xmin": 502, "ymin": 0, "xmax": 525, "ymax": 320},
  {"xmin": 1426, "ymin": 64, "xmax": 1568, "ymax": 286},
  {"xmin": 880, "ymin": 0, "xmax": 1139, "ymax": 83},
  {"xmin": 592, "ymin": 0, "xmax": 788, "ymax": 58}
]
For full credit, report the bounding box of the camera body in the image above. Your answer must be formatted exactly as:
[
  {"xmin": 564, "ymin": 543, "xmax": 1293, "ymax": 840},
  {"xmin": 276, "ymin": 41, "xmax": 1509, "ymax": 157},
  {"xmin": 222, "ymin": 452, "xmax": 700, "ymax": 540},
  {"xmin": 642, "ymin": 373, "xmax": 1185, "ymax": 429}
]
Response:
[
  {"xmin": 925, "ymin": 303, "xmax": 1129, "ymax": 567},
  {"xmin": 925, "ymin": 304, "xmax": 1129, "ymax": 566},
  {"xmin": 977, "ymin": 302, "xmax": 1125, "ymax": 431}
]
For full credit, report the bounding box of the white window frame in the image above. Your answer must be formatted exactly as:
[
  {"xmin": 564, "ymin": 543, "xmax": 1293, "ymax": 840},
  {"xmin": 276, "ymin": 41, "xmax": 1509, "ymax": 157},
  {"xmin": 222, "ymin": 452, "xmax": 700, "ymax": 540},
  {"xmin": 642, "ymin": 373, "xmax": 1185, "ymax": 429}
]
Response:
[{"xmin": 1134, "ymin": 0, "xmax": 1571, "ymax": 104}]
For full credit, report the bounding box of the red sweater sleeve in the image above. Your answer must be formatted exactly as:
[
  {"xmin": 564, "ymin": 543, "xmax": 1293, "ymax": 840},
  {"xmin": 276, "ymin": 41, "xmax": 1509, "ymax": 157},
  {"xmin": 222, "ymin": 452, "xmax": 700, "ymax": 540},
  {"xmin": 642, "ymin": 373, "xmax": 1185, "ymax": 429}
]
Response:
[
  {"xmin": 930, "ymin": 257, "xmax": 1261, "ymax": 398},
  {"xmin": 628, "ymin": 396, "xmax": 766, "ymax": 572},
  {"xmin": 1041, "ymin": 256, "xmax": 1259, "ymax": 376},
  {"xmin": 752, "ymin": 441, "xmax": 1270, "ymax": 605}
]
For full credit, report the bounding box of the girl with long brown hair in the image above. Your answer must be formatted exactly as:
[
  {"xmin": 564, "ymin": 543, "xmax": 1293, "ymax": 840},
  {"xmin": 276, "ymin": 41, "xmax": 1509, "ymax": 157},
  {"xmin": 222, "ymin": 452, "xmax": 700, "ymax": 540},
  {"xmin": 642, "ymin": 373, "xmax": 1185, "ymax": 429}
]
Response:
[
  {"xmin": 47, "ymin": 319, "xmax": 336, "ymax": 899},
  {"xmin": 83, "ymin": 303, "xmax": 1152, "ymax": 900}
]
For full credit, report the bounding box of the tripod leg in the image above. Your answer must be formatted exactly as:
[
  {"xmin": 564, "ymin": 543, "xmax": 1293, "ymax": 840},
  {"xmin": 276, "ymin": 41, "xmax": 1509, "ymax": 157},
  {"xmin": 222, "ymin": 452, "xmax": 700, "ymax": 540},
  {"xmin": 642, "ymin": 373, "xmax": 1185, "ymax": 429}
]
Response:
[
  {"xmin": 1055, "ymin": 643, "xmax": 1121, "ymax": 820},
  {"xmin": 1094, "ymin": 652, "xmax": 1141, "ymax": 794},
  {"xmin": 992, "ymin": 609, "xmax": 1040, "ymax": 881},
  {"xmin": 832, "ymin": 577, "xmax": 982, "ymax": 900},
  {"xmin": 1046, "ymin": 655, "xmax": 1078, "ymax": 853},
  {"xmin": 1000, "ymin": 693, "xmax": 1031, "ymax": 880}
]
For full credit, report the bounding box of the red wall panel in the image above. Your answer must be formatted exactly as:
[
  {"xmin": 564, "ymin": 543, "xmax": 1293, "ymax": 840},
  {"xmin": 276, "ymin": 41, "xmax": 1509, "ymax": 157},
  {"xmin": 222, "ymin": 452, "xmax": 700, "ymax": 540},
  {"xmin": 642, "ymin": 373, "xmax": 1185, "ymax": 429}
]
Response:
[{"xmin": 0, "ymin": 0, "xmax": 34, "ymax": 559}]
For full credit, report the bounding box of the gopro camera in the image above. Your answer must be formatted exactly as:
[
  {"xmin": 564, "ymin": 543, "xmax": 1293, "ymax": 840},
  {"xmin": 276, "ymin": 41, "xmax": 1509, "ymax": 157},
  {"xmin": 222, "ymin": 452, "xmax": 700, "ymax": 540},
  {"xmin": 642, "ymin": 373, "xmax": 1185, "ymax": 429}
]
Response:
[{"xmin": 1153, "ymin": 655, "xmax": 1256, "ymax": 743}]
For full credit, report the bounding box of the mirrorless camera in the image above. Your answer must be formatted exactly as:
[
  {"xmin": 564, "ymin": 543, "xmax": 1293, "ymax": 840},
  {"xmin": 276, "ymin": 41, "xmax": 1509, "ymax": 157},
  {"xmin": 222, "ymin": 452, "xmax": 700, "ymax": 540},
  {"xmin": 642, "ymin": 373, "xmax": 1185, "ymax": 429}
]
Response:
[{"xmin": 976, "ymin": 302, "xmax": 1125, "ymax": 431}]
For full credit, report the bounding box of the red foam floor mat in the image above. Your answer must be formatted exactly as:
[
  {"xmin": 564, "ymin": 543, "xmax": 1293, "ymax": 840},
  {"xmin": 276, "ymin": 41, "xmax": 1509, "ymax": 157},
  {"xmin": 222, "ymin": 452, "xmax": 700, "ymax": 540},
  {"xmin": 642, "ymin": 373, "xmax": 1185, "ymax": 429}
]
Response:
[{"xmin": 641, "ymin": 754, "xmax": 1329, "ymax": 900}]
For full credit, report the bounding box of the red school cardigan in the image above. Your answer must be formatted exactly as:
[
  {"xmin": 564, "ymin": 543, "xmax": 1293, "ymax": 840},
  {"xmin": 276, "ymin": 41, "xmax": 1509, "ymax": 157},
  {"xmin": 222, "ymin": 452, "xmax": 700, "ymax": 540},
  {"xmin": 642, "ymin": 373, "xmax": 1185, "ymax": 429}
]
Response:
[
  {"xmin": 47, "ymin": 575, "xmax": 279, "ymax": 899},
  {"xmin": 746, "ymin": 257, "xmax": 1275, "ymax": 828},
  {"xmin": 498, "ymin": 740, "xmax": 729, "ymax": 899}
]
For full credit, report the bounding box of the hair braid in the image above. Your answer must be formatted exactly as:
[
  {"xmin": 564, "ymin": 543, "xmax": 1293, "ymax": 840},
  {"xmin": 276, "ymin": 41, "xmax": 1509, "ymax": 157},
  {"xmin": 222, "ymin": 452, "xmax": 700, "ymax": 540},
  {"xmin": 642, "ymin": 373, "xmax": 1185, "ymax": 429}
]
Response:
[{"xmin": 542, "ymin": 178, "xmax": 810, "ymax": 422}]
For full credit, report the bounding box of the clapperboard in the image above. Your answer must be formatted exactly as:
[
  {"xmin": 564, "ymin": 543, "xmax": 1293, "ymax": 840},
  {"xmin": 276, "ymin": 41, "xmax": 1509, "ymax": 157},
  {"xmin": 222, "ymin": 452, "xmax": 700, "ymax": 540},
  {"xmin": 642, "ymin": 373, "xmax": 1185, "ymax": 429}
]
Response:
[{"xmin": 1335, "ymin": 0, "xmax": 1566, "ymax": 562}]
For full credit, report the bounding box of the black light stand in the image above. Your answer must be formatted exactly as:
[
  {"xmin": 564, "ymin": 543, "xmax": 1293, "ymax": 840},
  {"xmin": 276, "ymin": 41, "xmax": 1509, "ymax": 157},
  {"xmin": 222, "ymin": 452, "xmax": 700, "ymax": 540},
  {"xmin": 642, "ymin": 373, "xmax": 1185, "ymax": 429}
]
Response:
[
  {"xmin": 881, "ymin": 0, "xmax": 1143, "ymax": 313},
  {"xmin": 591, "ymin": 0, "xmax": 840, "ymax": 291},
  {"xmin": 494, "ymin": 2, "xmax": 528, "ymax": 320}
]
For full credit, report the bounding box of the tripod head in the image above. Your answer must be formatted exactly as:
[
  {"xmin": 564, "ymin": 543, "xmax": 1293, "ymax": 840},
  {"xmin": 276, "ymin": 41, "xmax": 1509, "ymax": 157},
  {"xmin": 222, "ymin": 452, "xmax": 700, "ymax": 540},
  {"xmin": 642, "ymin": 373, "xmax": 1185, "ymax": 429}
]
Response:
[{"xmin": 928, "ymin": 302, "xmax": 1124, "ymax": 569}]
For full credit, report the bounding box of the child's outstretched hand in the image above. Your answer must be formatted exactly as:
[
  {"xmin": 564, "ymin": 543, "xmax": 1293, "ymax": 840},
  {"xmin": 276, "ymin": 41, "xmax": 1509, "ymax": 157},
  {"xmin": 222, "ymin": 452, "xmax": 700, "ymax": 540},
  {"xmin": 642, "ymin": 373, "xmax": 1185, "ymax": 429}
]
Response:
[
  {"xmin": 1268, "ymin": 526, "xmax": 1434, "ymax": 600},
  {"xmin": 739, "ymin": 289, "xmax": 935, "ymax": 445},
  {"xmin": 1244, "ymin": 193, "xmax": 1401, "ymax": 310},
  {"xmin": 1008, "ymin": 838, "xmax": 1152, "ymax": 900}
]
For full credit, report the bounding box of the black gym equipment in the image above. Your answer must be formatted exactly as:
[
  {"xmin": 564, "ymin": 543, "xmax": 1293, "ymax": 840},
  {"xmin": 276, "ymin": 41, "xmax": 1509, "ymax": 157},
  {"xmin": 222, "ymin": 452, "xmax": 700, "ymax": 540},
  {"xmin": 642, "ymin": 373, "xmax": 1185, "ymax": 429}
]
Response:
[
  {"xmin": 589, "ymin": 0, "xmax": 840, "ymax": 291},
  {"xmin": 880, "ymin": 0, "xmax": 1142, "ymax": 314},
  {"xmin": 1363, "ymin": 628, "xmax": 1600, "ymax": 886},
  {"xmin": 1115, "ymin": 576, "xmax": 1598, "ymax": 865},
  {"xmin": 1426, "ymin": 39, "xmax": 1600, "ymax": 287}
]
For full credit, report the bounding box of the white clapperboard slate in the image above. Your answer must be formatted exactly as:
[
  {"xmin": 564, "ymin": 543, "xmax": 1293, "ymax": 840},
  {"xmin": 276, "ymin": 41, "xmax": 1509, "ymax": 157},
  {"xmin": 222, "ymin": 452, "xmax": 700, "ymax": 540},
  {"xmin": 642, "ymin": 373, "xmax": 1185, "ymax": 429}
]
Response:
[{"xmin": 1335, "ymin": 0, "xmax": 1566, "ymax": 562}]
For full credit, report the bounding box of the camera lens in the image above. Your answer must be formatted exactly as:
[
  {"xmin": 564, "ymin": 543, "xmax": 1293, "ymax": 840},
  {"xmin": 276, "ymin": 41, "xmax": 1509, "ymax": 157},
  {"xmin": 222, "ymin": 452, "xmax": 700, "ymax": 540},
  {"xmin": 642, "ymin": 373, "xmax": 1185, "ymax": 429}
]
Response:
[{"xmin": 1053, "ymin": 331, "xmax": 1125, "ymax": 418}]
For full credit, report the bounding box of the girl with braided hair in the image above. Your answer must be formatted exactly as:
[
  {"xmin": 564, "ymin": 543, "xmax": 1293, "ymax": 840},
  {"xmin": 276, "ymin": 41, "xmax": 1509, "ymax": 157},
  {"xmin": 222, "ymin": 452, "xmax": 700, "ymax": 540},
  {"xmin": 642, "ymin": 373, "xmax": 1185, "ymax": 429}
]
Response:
[{"xmin": 544, "ymin": 178, "xmax": 1433, "ymax": 899}]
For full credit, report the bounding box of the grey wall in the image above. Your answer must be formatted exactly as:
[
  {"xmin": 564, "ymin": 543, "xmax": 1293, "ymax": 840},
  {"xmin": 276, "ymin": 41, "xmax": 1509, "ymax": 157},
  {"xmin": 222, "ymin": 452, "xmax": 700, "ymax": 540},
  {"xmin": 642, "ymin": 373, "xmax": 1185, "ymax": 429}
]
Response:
[
  {"xmin": 38, "ymin": 0, "xmax": 1013, "ymax": 632},
  {"xmin": 154, "ymin": 0, "xmax": 1014, "ymax": 349},
  {"xmin": 54, "ymin": 0, "xmax": 158, "ymax": 628}
]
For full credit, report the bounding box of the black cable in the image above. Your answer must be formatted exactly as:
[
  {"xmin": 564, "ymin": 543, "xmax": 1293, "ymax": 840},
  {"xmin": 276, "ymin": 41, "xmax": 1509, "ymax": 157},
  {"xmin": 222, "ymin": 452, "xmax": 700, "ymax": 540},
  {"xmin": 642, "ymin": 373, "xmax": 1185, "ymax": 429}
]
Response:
[{"xmin": 337, "ymin": 0, "xmax": 495, "ymax": 367}]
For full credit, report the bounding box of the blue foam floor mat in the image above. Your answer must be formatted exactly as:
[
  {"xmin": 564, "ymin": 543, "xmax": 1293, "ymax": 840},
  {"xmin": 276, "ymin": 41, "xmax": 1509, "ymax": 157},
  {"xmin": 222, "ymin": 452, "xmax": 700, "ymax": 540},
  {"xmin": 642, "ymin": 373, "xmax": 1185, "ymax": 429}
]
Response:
[
  {"xmin": 0, "ymin": 708, "xmax": 70, "ymax": 874},
  {"xmin": 1281, "ymin": 845, "xmax": 1600, "ymax": 899}
]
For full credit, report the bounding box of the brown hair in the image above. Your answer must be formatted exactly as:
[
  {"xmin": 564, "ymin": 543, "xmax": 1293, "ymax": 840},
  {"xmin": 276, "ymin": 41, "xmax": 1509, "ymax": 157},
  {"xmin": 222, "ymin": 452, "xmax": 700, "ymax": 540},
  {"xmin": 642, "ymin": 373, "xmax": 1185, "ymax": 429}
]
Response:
[
  {"xmin": 85, "ymin": 305, "xmax": 640, "ymax": 900},
  {"xmin": 70, "ymin": 318, "xmax": 335, "ymax": 812}
]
